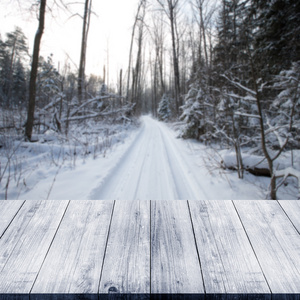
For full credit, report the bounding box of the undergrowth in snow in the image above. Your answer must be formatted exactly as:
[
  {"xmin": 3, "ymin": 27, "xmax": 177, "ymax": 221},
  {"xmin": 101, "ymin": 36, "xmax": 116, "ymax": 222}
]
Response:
[
  {"xmin": 171, "ymin": 121, "xmax": 300, "ymax": 200},
  {"xmin": 1, "ymin": 115, "xmax": 299, "ymax": 200},
  {"xmin": 0, "ymin": 118, "xmax": 140, "ymax": 200}
]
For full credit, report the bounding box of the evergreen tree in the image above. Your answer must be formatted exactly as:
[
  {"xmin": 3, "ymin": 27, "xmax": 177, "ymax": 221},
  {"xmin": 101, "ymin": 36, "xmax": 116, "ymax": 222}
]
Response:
[
  {"xmin": 4, "ymin": 27, "xmax": 28, "ymax": 105},
  {"xmin": 253, "ymin": 0, "xmax": 300, "ymax": 76},
  {"xmin": 36, "ymin": 54, "xmax": 62, "ymax": 107},
  {"xmin": 0, "ymin": 37, "xmax": 10, "ymax": 106},
  {"xmin": 214, "ymin": 0, "xmax": 249, "ymax": 72},
  {"xmin": 157, "ymin": 94, "xmax": 171, "ymax": 121},
  {"xmin": 180, "ymin": 86, "xmax": 202, "ymax": 139},
  {"xmin": 12, "ymin": 59, "xmax": 27, "ymax": 106},
  {"xmin": 180, "ymin": 80, "xmax": 215, "ymax": 141}
]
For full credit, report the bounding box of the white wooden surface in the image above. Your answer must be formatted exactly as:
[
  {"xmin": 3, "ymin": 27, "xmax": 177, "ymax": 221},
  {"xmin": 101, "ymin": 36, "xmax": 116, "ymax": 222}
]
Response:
[
  {"xmin": 151, "ymin": 201, "xmax": 204, "ymax": 294},
  {"xmin": 189, "ymin": 200, "xmax": 270, "ymax": 295},
  {"xmin": 32, "ymin": 200, "xmax": 114, "ymax": 295},
  {"xmin": 0, "ymin": 200, "xmax": 299, "ymax": 299},
  {"xmin": 99, "ymin": 201, "xmax": 150, "ymax": 294},
  {"xmin": 279, "ymin": 200, "xmax": 300, "ymax": 233},
  {"xmin": 0, "ymin": 200, "xmax": 24, "ymax": 238},
  {"xmin": 234, "ymin": 200, "xmax": 300, "ymax": 294},
  {"xmin": 0, "ymin": 200, "xmax": 69, "ymax": 294}
]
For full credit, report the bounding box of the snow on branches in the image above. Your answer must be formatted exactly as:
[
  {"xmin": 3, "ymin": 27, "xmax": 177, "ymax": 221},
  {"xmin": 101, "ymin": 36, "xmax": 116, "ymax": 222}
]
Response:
[{"xmin": 157, "ymin": 94, "xmax": 172, "ymax": 122}]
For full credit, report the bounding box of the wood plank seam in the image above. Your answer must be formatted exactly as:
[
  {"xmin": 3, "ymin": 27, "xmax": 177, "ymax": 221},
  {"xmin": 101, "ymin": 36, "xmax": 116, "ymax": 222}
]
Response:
[
  {"xmin": 0, "ymin": 200, "xmax": 41, "ymax": 275},
  {"xmin": 204, "ymin": 201, "xmax": 229, "ymax": 293},
  {"xmin": 29, "ymin": 200, "xmax": 71, "ymax": 294},
  {"xmin": 231, "ymin": 200, "xmax": 272, "ymax": 294},
  {"xmin": 0, "ymin": 200, "xmax": 25, "ymax": 240},
  {"xmin": 97, "ymin": 200, "xmax": 116, "ymax": 294},
  {"xmin": 187, "ymin": 200, "xmax": 207, "ymax": 294},
  {"xmin": 277, "ymin": 201, "xmax": 300, "ymax": 235},
  {"xmin": 191, "ymin": 200, "xmax": 228, "ymax": 294}
]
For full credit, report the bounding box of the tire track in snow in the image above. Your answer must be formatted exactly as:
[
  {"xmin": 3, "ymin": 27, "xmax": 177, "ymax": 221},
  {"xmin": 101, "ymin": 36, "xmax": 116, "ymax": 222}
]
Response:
[{"xmin": 89, "ymin": 116, "xmax": 208, "ymax": 200}]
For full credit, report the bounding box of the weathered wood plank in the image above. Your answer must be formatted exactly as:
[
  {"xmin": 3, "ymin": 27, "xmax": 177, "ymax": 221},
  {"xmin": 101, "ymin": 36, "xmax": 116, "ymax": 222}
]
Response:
[
  {"xmin": 233, "ymin": 200, "xmax": 300, "ymax": 294},
  {"xmin": 0, "ymin": 200, "xmax": 69, "ymax": 294},
  {"xmin": 31, "ymin": 200, "xmax": 114, "ymax": 297},
  {"xmin": 189, "ymin": 200, "xmax": 270, "ymax": 297},
  {"xmin": 0, "ymin": 200, "xmax": 24, "ymax": 239},
  {"xmin": 99, "ymin": 201, "xmax": 150, "ymax": 295},
  {"xmin": 151, "ymin": 201, "xmax": 204, "ymax": 294},
  {"xmin": 279, "ymin": 200, "xmax": 300, "ymax": 233}
]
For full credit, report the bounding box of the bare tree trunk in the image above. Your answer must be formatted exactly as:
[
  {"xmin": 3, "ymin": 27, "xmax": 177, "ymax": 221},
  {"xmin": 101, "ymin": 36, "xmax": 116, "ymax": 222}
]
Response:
[
  {"xmin": 198, "ymin": 0, "xmax": 208, "ymax": 67},
  {"xmin": 157, "ymin": 0, "xmax": 181, "ymax": 114},
  {"xmin": 103, "ymin": 65, "xmax": 106, "ymax": 84},
  {"xmin": 249, "ymin": 51, "xmax": 276, "ymax": 199},
  {"xmin": 119, "ymin": 69, "xmax": 123, "ymax": 97},
  {"xmin": 126, "ymin": 0, "xmax": 145, "ymax": 102},
  {"xmin": 169, "ymin": 4, "xmax": 181, "ymax": 114},
  {"xmin": 78, "ymin": 0, "xmax": 92, "ymax": 102},
  {"xmin": 25, "ymin": 0, "xmax": 46, "ymax": 141}
]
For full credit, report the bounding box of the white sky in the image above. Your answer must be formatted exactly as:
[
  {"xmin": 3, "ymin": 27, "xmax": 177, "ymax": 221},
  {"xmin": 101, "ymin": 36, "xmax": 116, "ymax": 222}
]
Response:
[{"xmin": 0, "ymin": 0, "xmax": 139, "ymax": 83}]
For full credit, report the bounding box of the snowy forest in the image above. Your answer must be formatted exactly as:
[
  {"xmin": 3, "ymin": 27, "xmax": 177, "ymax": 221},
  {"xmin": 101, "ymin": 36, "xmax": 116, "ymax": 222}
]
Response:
[{"xmin": 0, "ymin": 0, "xmax": 300, "ymax": 200}]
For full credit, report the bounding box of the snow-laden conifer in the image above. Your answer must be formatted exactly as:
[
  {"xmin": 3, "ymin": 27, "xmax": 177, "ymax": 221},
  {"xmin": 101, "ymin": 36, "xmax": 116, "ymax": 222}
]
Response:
[
  {"xmin": 157, "ymin": 94, "xmax": 171, "ymax": 121},
  {"xmin": 180, "ymin": 86, "xmax": 202, "ymax": 139}
]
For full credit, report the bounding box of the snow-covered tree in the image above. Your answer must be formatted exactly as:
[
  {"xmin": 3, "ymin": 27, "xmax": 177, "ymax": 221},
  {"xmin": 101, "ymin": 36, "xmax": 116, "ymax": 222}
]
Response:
[
  {"xmin": 157, "ymin": 93, "xmax": 172, "ymax": 121},
  {"xmin": 271, "ymin": 62, "xmax": 300, "ymax": 149},
  {"xmin": 37, "ymin": 54, "xmax": 62, "ymax": 107},
  {"xmin": 180, "ymin": 86, "xmax": 202, "ymax": 139},
  {"xmin": 180, "ymin": 81, "xmax": 216, "ymax": 142}
]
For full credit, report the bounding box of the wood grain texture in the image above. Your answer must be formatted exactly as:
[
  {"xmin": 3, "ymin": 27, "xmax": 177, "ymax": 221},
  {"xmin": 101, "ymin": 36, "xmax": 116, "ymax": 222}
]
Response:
[
  {"xmin": 0, "ymin": 200, "xmax": 69, "ymax": 294},
  {"xmin": 279, "ymin": 200, "xmax": 300, "ymax": 233},
  {"xmin": 233, "ymin": 200, "xmax": 300, "ymax": 294},
  {"xmin": 189, "ymin": 200, "xmax": 270, "ymax": 295},
  {"xmin": 32, "ymin": 200, "xmax": 114, "ymax": 295},
  {"xmin": 151, "ymin": 201, "xmax": 204, "ymax": 294},
  {"xmin": 0, "ymin": 200, "xmax": 24, "ymax": 239},
  {"xmin": 99, "ymin": 201, "xmax": 150, "ymax": 295}
]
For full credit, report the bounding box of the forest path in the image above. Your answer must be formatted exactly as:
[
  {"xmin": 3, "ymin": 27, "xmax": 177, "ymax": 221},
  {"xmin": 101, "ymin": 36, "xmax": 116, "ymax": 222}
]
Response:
[{"xmin": 89, "ymin": 116, "xmax": 208, "ymax": 200}]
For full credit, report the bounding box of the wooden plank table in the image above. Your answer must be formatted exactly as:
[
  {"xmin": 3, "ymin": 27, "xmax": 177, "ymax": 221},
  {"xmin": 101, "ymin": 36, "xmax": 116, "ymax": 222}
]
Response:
[{"xmin": 0, "ymin": 200, "xmax": 299, "ymax": 300}]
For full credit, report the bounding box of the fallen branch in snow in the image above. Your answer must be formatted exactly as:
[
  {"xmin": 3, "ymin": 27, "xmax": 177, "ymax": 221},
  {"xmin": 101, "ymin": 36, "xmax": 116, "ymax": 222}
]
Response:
[
  {"xmin": 61, "ymin": 105, "xmax": 134, "ymax": 122},
  {"xmin": 246, "ymin": 167, "xmax": 270, "ymax": 177},
  {"xmin": 220, "ymin": 152, "xmax": 271, "ymax": 177},
  {"xmin": 221, "ymin": 162, "xmax": 271, "ymax": 177}
]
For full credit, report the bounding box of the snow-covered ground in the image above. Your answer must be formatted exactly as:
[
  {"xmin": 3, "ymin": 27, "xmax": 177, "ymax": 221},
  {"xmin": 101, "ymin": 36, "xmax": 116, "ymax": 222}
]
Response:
[{"xmin": 1, "ymin": 116, "xmax": 299, "ymax": 200}]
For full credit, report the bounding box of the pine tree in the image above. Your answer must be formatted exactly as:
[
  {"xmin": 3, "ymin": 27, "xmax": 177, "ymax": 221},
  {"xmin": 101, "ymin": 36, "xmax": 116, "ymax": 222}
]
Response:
[
  {"xmin": 36, "ymin": 54, "xmax": 61, "ymax": 107},
  {"xmin": 5, "ymin": 27, "xmax": 28, "ymax": 104},
  {"xmin": 180, "ymin": 86, "xmax": 202, "ymax": 139},
  {"xmin": 12, "ymin": 59, "xmax": 27, "ymax": 106},
  {"xmin": 0, "ymin": 37, "xmax": 10, "ymax": 106},
  {"xmin": 0, "ymin": 28, "xmax": 28, "ymax": 106},
  {"xmin": 253, "ymin": 0, "xmax": 300, "ymax": 76},
  {"xmin": 157, "ymin": 93, "xmax": 171, "ymax": 121}
]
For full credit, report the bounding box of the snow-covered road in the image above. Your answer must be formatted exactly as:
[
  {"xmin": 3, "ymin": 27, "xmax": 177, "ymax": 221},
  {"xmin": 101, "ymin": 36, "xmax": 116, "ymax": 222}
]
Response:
[
  {"xmin": 19, "ymin": 115, "xmax": 270, "ymax": 200},
  {"xmin": 89, "ymin": 116, "xmax": 209, "ymax": 200}
]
